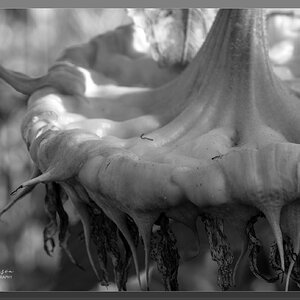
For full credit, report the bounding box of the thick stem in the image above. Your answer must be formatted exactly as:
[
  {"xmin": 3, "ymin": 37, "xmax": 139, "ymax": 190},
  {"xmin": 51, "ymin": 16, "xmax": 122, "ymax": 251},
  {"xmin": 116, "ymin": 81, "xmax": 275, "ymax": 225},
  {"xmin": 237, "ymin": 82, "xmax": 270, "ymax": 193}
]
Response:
[{"xmin": 181, "ymin": 9, "xmax": 270, "ymax": 90}]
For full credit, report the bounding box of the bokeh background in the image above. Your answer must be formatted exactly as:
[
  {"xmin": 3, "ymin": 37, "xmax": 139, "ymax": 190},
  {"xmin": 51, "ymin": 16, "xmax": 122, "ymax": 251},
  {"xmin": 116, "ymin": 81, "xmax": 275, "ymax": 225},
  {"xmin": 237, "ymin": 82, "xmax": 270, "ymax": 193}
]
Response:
[{"xmin": 0, "ymin": 8, "xmax": 300, "ymax": 292}]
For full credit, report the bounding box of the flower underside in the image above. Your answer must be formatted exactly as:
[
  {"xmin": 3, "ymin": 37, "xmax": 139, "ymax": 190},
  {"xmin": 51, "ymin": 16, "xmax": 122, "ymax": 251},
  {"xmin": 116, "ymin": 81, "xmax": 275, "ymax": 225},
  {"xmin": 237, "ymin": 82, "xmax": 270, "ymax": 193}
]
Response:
[{"xmin": 1, "ymin": 8, "xmax": 300, "ymax": 291}]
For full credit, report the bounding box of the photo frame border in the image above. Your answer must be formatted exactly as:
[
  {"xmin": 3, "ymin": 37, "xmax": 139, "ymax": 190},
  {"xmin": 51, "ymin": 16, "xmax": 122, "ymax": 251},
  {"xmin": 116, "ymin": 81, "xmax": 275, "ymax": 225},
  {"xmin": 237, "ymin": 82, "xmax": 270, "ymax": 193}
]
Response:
[{"xmin": 1, "ymin": 0, "xmax": 300, "ymax": 298}]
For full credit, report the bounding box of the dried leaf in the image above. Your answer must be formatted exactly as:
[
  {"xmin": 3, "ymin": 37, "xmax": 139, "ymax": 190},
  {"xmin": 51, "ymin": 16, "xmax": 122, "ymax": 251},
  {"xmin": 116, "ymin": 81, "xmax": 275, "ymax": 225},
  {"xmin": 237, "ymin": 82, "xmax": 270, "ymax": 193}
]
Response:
[
  {"xmin": 87, "ymin": 201, "xmax": 139, "ymax": 290},
  {"xmin": 43, "ymin": 183, "xmax": 58, "ymax": 256},
  {"xmin": 246, "ymin": 213, "xmax": 278, "ymax": 283},
  {"xmin": 43, "ymin": 182, "xmax": 84, "ymax": 270},
  {"xmin": 150, "ymin": 214, "xmax": 180, "ymax": 291},
  {"xmin": 270, "ymin": 235, "xmax": 300, "ymax": 285},
  {"xmin": 201, "ymin": 213, "xmax": 234, "ymax": 291}
]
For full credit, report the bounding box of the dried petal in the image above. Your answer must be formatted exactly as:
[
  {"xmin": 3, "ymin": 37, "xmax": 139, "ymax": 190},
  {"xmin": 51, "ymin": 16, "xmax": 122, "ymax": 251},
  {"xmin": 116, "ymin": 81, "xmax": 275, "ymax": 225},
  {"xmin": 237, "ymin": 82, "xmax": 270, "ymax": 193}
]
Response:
[
  {"xmin": 201, "ymin": 213, "xmax": 234, "ymax": 291},
  {"xmin": 246, "ymin": 213, "xmax": 279, "ymax": 283},
  {"xmin": 150, "ymin": 214, "xmax": 180, "ymax": 291}
]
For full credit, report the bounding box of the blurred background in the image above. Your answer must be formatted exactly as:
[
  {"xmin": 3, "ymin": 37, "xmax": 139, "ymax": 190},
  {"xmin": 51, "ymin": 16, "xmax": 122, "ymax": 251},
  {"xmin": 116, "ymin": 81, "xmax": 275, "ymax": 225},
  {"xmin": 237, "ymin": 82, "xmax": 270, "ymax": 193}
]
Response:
[{"xmin": 0, "ymin": 8, "xmax": 300, "ymax": 292}]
